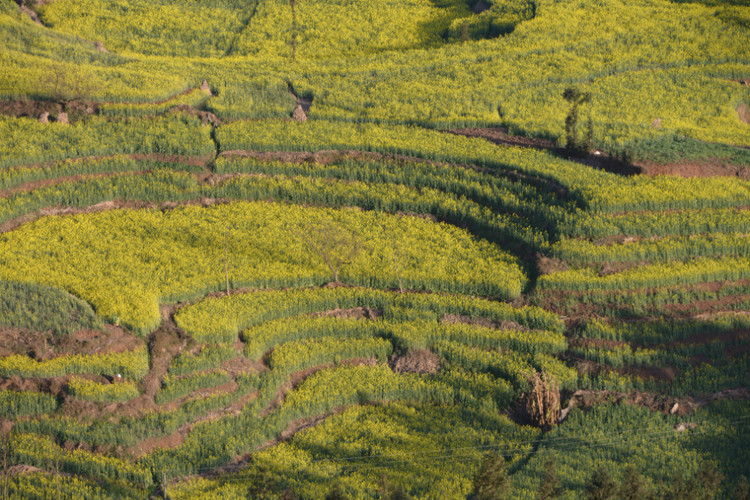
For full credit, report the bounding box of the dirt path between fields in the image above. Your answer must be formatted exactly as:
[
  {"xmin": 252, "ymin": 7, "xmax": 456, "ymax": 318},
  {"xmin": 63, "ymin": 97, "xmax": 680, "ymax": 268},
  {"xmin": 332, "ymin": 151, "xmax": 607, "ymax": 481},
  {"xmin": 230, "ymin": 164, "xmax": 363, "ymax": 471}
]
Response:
[
  {"xmin": 129, "ymin": 386, "xmax": 258, "ymax": 458},
  {"xmin": 0, "ymin": 86, "xmax": 201, "ymax": 120},
  {"xmin": 560, "ymin": 387, "xmax": 750, "ymax": 422},
  {"xmin": 448, "ymin": 128, "xmax": 641, "ymax": 176},
  {"xmin": 449, "ymin": 127, "xmax": 750, "ymax": 178},
  {"xmin": 130, "ymin": 358, "xmax": 376, "ymax": 459}
]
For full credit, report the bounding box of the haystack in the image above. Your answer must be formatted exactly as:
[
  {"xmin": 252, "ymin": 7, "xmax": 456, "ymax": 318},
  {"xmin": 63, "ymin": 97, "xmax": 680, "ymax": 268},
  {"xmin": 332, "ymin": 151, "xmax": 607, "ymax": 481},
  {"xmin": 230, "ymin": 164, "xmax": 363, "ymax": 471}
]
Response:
[
  {"xmin": 292, "ymin": 104, "xmax": 307, "ymax": 122},
  {"xmin": 200, "ymin": 79, "xmax": 212, "ymax": 96}
]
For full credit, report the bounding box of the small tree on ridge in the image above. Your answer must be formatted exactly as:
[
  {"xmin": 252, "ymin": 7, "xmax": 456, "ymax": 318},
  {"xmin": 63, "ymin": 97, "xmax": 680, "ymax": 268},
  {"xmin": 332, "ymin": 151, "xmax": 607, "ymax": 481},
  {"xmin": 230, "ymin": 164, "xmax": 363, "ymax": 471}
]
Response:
[{"xmin": 562, "ymin": 87, "xmax": 592, "ymax": 155}]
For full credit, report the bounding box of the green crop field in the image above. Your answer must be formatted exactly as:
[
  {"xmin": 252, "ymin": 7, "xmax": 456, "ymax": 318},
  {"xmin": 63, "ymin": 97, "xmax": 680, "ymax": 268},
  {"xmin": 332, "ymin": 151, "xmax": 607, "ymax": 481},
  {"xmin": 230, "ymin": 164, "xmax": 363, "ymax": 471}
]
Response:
[{"xmin": 0, "ymin": 0, "xmax": 749, "ymax": 497}]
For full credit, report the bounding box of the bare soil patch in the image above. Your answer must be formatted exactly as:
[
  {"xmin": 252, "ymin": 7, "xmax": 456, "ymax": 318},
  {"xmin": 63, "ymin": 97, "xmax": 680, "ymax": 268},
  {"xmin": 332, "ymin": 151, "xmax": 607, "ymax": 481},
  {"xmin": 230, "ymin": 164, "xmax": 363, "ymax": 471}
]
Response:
[
  {"xmin": 129, "ymin": 153, "xmax": 214, "ymax": 167},
  {"xmin": 658, "ymin": 328, "xmax": 750, "ymax": 350},
  {"xmin": 18, "ymin": 4, "xmax": 42, "ymax": 24},
  {"xmin": 6, "ymin": 465, "xmax": 42, "ymax": 476},
  {"xmin": 738, "ymin": 103, "xmax": 750, "ymax": 125},
  {"xmin": 167, "ymin": 105, "xmax": 220, "ymax": 126},
  {"xmin": 56, "ymin": 305, "xmax": 192, "ymax": 422},
  {"xmin": 287, "ymin": 82, "xmax": 313, "ymax": 115},
  {"xmin": 450, "ymin": 127, "xmax": 557, "ymax": 150},
  {"xmin": 638, "ymin": 159, "xmax": 750, "ymax": 178},
  {"xmin": 0, "ymin": 99, "xmax": 63, "ymax": 119},
  {"xmin": 441, "ymin": 313, "xmax": 529, "ymax": 332},
  {"xmin": 0, "ymin": 375, "xmax": 70, "ymax": 396},
  {"xmin": 310, "ymin": 306, "xmax": 381, "ymax": 320},
  {"xmin": 536, "ymin": 255, "xmax": 569, "ymax": 275},
  {"xmin": 596, "ymin": 260, "xmax": 646, "ymax": 276},
  {"xmin": 222, "ymin": 355, "xmax": 265, "ymax": 378},
  {"xmin": 390, "ymin": 349, "xmax": 440, "ymax": 374},
  {"xmin": 129, "ymin": 429, "xmax": 186, "ymax": 458},
  {"xmin": 0, "ymin": 98, "xmax": 98, "ymax": 122},
  {"xmin": 568, "ymin": 337, "xmax": 629, "ymax": 350},
  {"xmin": 561, "ymin": 389, "xmax": 696, "ymax": 420},
  {"xmin": 575, "ymin": 359, "xmax": 678, "ymax": 385},
  {"xmin": 0, "ymin": 324, "xmax": 141, "ymax": 360},
  {"xmin": 143, "ymin": 306, "xmax": 189, "ymax": 400},
  {"xmin": 449, "ymin": 128, "xmax": 641, "ymax": 176},
  {"xmin": 222, "ymin": 149, "xmax": 417, "ymax": 167},
  {"xmin": 450, "ymin": 127, "xmax": 750, "ymax": 179},
  {"xmin": 561, "ymin": 386, "xmax": 750, "ymax": 422},
  {"xmin": 537, "ymin": 280, "xmax": 750, "ymax": 321}
]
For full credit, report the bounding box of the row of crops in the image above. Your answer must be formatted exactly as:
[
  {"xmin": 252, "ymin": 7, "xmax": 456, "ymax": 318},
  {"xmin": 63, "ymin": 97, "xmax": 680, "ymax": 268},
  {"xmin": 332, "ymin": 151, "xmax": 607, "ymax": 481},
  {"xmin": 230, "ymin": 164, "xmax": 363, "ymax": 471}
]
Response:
[{"xmin": 4, "ymin": 112, "xmax": 750, "ymax": 217}]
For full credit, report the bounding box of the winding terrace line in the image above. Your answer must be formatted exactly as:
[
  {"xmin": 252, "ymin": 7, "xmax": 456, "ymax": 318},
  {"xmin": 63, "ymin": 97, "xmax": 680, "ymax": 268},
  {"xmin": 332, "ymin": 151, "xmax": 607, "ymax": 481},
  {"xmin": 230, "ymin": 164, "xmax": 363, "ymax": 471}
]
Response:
[{"xmin": 220, "ymin": 148, "xmax": 571, "ymax": 199}]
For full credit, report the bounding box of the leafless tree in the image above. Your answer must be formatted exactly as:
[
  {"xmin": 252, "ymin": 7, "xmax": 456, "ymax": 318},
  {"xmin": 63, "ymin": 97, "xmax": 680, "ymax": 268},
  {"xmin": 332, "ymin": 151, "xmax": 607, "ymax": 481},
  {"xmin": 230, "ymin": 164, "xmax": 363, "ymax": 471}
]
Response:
[
  {"xmin": 290, "ymin": 0, "xmax": 298, "ymax": 60},
  {"xmin": 391, "ymin": 239, "xmax": 405, "ymax": 293},
  {"xmin": 44, "ymin": 65, "xmax": 99, "ymax": 105},
  {"xmin": 301, "ymin": 221, "xmax": 361, "ymax": 285},
  {"xmin": 223, "ymin": 229, "xmax": 233, "ymax": 296}
]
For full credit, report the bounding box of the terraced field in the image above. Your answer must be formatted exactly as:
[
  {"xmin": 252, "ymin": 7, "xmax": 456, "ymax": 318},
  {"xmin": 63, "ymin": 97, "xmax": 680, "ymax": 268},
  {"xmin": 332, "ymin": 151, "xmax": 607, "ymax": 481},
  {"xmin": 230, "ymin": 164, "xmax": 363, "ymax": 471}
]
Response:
[{"xmin": 1, "ymin": 0, "xmax": 749, "ymax": 498}]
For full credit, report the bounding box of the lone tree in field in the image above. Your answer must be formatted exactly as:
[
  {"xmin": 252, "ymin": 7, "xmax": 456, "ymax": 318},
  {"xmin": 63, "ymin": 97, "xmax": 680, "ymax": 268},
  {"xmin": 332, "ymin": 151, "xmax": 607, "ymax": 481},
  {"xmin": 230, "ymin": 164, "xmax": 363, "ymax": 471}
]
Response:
[
  {"xmin": 562, "ymin": 86, "xmax": 593, "ymax": 155},
  {"xmin": 325, "ymin": 483, "xmax": 349, "ymax": 500},
  {"xmin": 302, "ymin": 220, "xmax": 362, "ymax": 285},
  {"xmin": 45, "ymin": 64, "xmax": 99, "ymax": 106},
  {"xmin": 732, "ymin": 476, "xmax": 750, "ymax": 500},
  {"xmin": 691, "ymin": 461, "xmax": 723, "ymax": 500},
  {"xmin": 585, "ymin": 467, "xmax": 617, "ymax": 500},
  {"xmin": 391, "ymin": 237, "xmax": 405, "ymax": 293},
  {"xmin": 222, "ymin": 229, "xmax": 234, "ymax": 296},
  {"xmin": 662, "ymin": 462, "xmax": 723, "ymax": 500},
  {"xmin": 471, "ymin": 453, "xmax": 510, "ymax": 500},
  {"xmin": 538, "ymin": 458, "xmax": 564, "ymax": 499},
  {"xmin": 524, "ymin": 371, "xmax": 560, "ymax": 430},
  {"xmin": 378, "ymin": 476, "xmax": 408, "ymax": 500},
  {"xmin": 289, "ymin": 0, "xmax": 298, "ymax": 59},
  {"xmin": 618, "ymin": 465, "xmax": 647, "ymax": 500}
]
